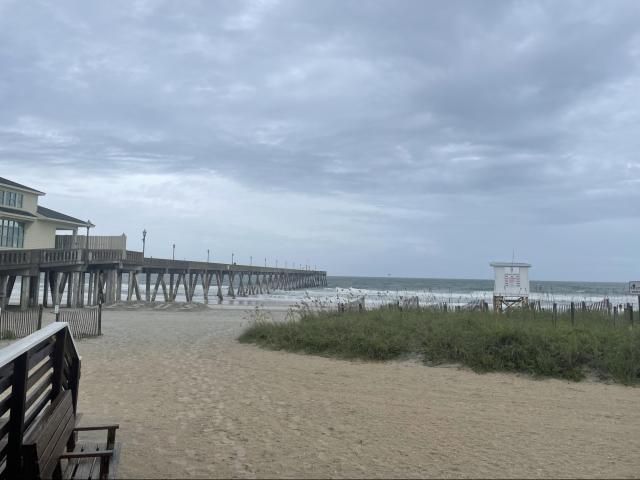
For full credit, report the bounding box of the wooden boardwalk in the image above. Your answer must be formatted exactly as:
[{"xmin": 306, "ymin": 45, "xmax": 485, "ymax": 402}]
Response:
[{"xmin": 0, "ymin": 248, "xmax": 327, "ymax": 309}]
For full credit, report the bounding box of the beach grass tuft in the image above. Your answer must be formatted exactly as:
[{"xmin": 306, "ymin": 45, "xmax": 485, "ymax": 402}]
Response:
[{"xmin": 239, "ymin": 308, "xmax": 640, "ymax": 384}]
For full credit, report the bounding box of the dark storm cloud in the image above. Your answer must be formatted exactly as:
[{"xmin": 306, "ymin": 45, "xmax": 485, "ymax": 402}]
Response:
[{"xmin": 1, "ymin": 0, "xmax": 639, "ymax": 279}]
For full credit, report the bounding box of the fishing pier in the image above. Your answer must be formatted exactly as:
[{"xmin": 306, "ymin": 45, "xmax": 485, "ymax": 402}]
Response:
[{"xmin": 0, "ymin": 248, "xmax": 327, "ymax": 310}]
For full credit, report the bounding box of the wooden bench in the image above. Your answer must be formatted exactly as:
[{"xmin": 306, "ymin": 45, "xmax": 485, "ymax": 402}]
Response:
[{"xmin": 22, "ymin": 391, "xmax": 121, "ymax": 479}]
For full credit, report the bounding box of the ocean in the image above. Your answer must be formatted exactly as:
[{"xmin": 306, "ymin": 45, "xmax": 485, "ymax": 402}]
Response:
[
  {"xmin": 6, "ymin": 275, "xmax": 638, "ymax": 310},
  {"xmin": 261, "ymin": 276, "xmax": 638, "ymax": 310}
]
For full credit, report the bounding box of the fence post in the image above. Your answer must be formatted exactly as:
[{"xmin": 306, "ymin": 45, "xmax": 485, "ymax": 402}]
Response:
[
  {"xmin": 613, "ymin": 306, "xmax": 617, "ymax": 326},
  {"xmin": 51, "ymin": 328, "xmax": 68, "ymax": 398},
  {"xmin": 37, "ymin": 305, "xmax": 43, "ymax": 330},
  {"xmin": 570, "ymin": 302, "xmax": 575, "ymax": 326},
  {"xmin": 6, "ymin": 352, "xmax": 28, "ymax": 477},
  {"xmin": 629, "ymin": 303, "xmax": 634, "ymax": 327},
  {"xmin": 98, "ymin": 302, "xmax": 102, "ymax": 336},
  {"xmin": 552, "ymin": 303, "xmax": 557, "ymax": 327}
]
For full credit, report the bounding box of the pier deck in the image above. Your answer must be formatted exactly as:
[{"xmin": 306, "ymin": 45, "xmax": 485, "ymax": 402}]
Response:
[{"xmin": 0, "ymin": 248, "xmax": 327, "ymax": 309}]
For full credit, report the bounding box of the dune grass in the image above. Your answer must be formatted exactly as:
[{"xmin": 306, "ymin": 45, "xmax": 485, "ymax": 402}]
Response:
[{"xmin": 238, "ymin": 308, "xmax": 640, "ymax": 384}]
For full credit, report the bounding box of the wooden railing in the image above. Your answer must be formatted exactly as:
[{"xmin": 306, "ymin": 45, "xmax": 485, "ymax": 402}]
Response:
[
  {"xmin": 0, "ymin": 250, "xmax": 32, "ymax": 267},
  {"xmin": 0, "ymin": 323, "xmax": 80, "ymax": 478},
  {"xmin": 124, "ymin": 251, "xmax": 144, "ymax": 264},
  {"xmin": 0, "ymin": 248, "xmax": 328, "ymax": 277},
  {"xmin": 41, "ymin": 248, "xmax": 83, "ymax": 265},
  {"xmin": 87, "ymin": 249, "xmax": 125, "ymax": 263},
  {"xmin": 55, "ymin": 234, "xmax": 127, "ymax": 251},
  {"xmin": 0, "ymin": 307, "xmax": 43, "ymax": 339}
]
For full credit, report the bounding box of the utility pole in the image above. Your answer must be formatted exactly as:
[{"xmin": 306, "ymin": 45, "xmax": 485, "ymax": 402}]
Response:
[
  {"xmin": 172, "ymin": 243, "xmax": 175, "ymax": 260},
  {"xmin": 232, "ymin": 252, "xmax": 234, "ymax": 265}
]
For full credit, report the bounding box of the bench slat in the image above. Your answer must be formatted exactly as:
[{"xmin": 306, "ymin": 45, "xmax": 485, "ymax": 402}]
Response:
[
  {"xmin": 41, "ymin": 410, "xmax": 75, "ymax": 479},
  {"xmin": 62, "ymin": 442, "xmax": 121, "ymax": 480},
  {"xmin": 27, "ymin": 358, "xmax": 53, "ymax": 391},
  {"xmin": 67, "ymin": 443, "xmax": 99, "ymax": 480}
]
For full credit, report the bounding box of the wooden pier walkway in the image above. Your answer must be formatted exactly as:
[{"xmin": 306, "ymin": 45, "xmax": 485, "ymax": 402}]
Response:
[{"xmin": 0, "ymin": 248, "xmax": 327, "ymax": 309}]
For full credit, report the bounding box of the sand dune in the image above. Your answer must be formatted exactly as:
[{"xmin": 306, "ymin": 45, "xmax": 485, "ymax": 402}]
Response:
[{"xmin": 69, "ymin": 307, "xmax": 640, "ymax": 478}]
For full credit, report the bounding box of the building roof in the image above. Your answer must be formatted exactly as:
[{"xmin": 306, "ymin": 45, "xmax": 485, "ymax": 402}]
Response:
[
  {"xmin": 0, "ymin": 205, "xmax": 37, "ymax": 219},
  {"xmin": 490, "ymin": 262, "xmax": 531, "ymax": 268},
  {"xmin": 0, "ymin": 177, "xmax": 45, "ymax": 195},
  {"xmin": 37, "ymin": 206, "xmax": 93, "ymax": 227}
]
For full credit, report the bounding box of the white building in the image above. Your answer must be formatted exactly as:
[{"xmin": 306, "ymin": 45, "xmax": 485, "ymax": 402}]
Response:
[
  {"xmin": 490, "ymin": 261, "xmax": 531, "ymax": 311},
  {"xmin": 0, "ymin": 177, "xmax": 92, "ymax": 249}
]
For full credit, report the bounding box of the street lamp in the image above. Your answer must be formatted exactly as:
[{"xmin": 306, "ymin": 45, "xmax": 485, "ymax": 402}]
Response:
[
  {"xmin": 142, "ymin": 229, "xmax": 147, "ymax": 257},
  {"xmin": 231, "ymin": 252, "xmax": 234, "ymax": 265},
  {"xmin": 250, "ymin": 255, "xmax": 252, "ymax": 266},
  {"xmin": 264, "ymin": 257, "xmax": 267, "ymax": 267},
  {"xmin": 207, "ymin": 249, "xmax": 210, "ymax": 263},
  {"xmin": 172, "ymin": 243, "xmax": 175, "ymax": 260}
]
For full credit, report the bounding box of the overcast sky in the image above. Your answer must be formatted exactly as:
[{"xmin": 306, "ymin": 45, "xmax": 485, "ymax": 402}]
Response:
[{"xmin": 1, "ymin": 0, "xmax": 639, "ymax": 281}]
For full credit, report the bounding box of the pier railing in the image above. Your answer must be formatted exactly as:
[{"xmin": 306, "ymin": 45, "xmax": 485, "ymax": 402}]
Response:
[
  {"xmin": 55, "ymin": 234, "xmax": 126, "ymax": 251},
  {"xmin": 0, "ymin": 250, "xmax": 32, "ymax": 267}
]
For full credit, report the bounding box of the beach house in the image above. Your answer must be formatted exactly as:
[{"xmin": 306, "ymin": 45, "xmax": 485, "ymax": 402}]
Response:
[{"xmin": 0, "ymin": 177, "xmax": 92, "ymax": 249}]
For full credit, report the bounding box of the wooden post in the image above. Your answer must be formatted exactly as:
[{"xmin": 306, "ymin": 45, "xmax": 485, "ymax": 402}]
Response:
[
  {"xmin": 37, "ymin": 305, "xmax": 43, "ymax": 330},
  {"xmin": 6, "ymin": 352, "xmax": 28, "ymax": 478},
  {"xmin": 613, "ymin": 306, "xmax": 617, "ymax": 326},
  {"xmin": 66, "ymin": 273, "xmax": 73, "ymax": 307},
  {"xmin": 552, "ymin": 302, "xmax": 557, "ymax": 327},
  {"xmin": 20, "ymin": 276, "xmax": 30, "ymax": 310},
  {"xmin": 216, "ymin": 272, "xmax": 223, "ymax": 301},
  {"xmin": 146, "ymin": 272, "xmax": 151, "ymax": 302},
  {"xmin": 628, "ymin": 303, "xmax": 634, "ymax": 327},
  {"xmin": 51, "ymin": 328, "xmax": 68, "ymax": 397},
  {"xmin": 116, "ymin": 270, "xmax": 123, "ymax": 303},
  {"xmin": 30, "ymin": 273, "xmax": 41, "ymax": 308},
  {"xmin": 127, "ymin": 271, "xmax": 134, "ymax": 302},
  {"xmin": 98, "ymin": 302, "xmax": 102, "ymax": 335},
  {"xmin": 570, "ymin": 302, "xmax": 575, "ymax": 326}
]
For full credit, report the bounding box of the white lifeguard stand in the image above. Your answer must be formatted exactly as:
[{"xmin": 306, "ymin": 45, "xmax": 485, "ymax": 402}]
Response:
[{"xmin": 490, "ymin": 262, "xmax": 531, "ymax": 312}]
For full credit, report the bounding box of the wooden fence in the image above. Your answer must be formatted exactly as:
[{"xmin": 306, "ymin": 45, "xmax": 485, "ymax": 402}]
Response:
[
  {"xmin": 57, "ymin": 305, "xmax": 102, "ymax": 338},
  {"xmin": 55, "ymin": 234, "xmax": 127, "ymax": 251},
  {"xmin": 0, "ymin": 307, "xmax": 43, "ymax": 340},
  {"xmin": 0, "ymin": 323, "xmax": 81, "ymax": 478},
  {"xmin": 339, "ymin": 296, "xmax": 366, "ymax": 312}
]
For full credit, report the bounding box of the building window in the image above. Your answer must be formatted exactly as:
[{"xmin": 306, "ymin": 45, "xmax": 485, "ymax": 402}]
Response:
[
  {"xmin": 0, "ymin": 218, "xmax": 25, "ymax": 248},
  {"xmin": 0, "ymin": 190, "xmax": 24, "ymax": 208}
]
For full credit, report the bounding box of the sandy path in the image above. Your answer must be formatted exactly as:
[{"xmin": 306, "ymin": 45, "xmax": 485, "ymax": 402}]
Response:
[{"xmin": 69, "ymin": 307, "xmax": 640, "ymax": 478}]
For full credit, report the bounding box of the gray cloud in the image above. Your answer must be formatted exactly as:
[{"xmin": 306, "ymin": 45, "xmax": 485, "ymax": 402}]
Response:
[{"xmin": 1, "ymin": 0, "xmax": 639, "ymax": 280}]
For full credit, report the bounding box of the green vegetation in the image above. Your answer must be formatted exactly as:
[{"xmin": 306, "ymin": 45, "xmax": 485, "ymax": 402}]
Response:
[{"xmin": 239, "ymin": 308, "xmax": 640, "ymax": 385}]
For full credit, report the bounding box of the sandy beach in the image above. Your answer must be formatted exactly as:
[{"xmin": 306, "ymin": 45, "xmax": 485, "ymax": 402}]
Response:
[{"xmin": 54, "ymin": 305, "xmax": 640, "ymax": 478}]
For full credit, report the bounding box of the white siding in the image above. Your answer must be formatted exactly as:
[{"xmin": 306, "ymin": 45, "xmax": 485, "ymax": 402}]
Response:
[
  {"xmin": 23, "ymin": 221, "xmax": 58, "ymax": 249},
  {"xmin": 493, "ymin": 266, "xmax": 530, "ymax": 297},
  {"xmin": 21, "ymin": 192, "xmax": 38, "ymax": 214}
]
